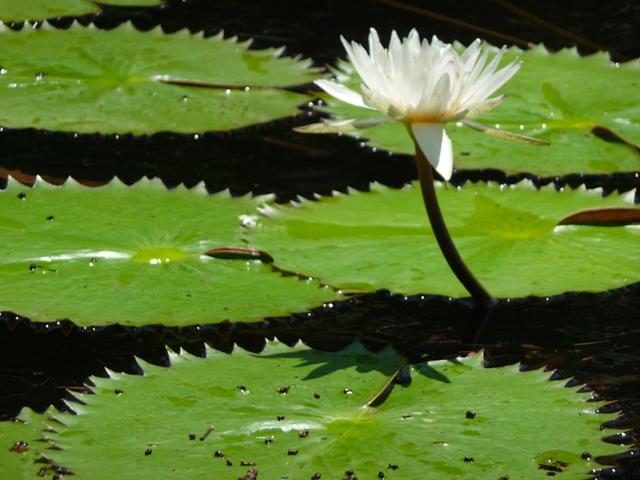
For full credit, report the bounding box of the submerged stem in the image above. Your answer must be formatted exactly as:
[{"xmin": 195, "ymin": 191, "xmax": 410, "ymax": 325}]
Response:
[{"xmin": 412, "ymin": 140, "xmax": 493, "ymax": 305}]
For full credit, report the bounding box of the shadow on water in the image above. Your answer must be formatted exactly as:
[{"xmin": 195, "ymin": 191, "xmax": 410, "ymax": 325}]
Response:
[{"xmin": 2, "ymin": 282, "xmax": 639, "ymax": 405}]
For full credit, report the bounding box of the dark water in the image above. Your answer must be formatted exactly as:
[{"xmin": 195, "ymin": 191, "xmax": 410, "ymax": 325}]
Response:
[{"xmin": 1, "ymin": 0, "xmax": 639, "ymax": 478}]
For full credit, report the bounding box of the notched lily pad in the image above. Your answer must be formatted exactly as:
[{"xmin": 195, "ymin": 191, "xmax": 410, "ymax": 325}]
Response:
[
  {"xmin": 0, "ymin": 410, "xmax": 52, "ymax": 479},
  {"xmin": 0, "ymin": 22, "xmax": 319, "ymax": 134},
  {"xmin": 0, "ymin": 0, "xmax": 164, "ymax": 22},
  {"xmin": 0, "ymin": 343, "xmax": 623, "ymax": 479},
  {"xmin": 246, "ymin": 181, "xmax": 640, "ymax": 298},
  {"xmin": 315, "ymin": 45, "xmax": 640, "ymax": 177},
  {"xmin": 0, "ymin": 177, "xmax": 340, "ymax": 326}
]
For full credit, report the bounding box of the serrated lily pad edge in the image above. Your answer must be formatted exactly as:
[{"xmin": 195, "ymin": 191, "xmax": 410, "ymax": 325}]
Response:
[
  {"xmin": 0, "ymin": 0, "xmax": 167, "ymax": 24},
  {"xmin": 2, "ymin": 342, "xmax": 627, "ymax": 475},
  {"xmin": 246, "ymin": 179, "xmax": 640, "ymax": 299},
  {"xmin": 0, "ymin": 175, "xmax": 346, "ymax": 330},
  {"xmin": 0, "ymin": 20, "xmax": 323, "ymax": 136},
  {"xmin": 0, "ymin": 20, "xmax": 320, "ymax": 81}
]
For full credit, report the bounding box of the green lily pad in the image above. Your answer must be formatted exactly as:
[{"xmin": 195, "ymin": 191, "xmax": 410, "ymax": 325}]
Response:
[
  {"xmin": 0, "ymin": 0, "xmax": 163, "ymax": 22},
  {"xmin": 247, "ymin": 181, "xmax": 640, "ymax": 298},
  {"xmin": 0, "ymin": 177, "xmax": 339, "ymax": 326},
  {"xmin": 99, "ymin": 0, "xmax": 162, "ymax": 6},
  {"xmin": 0, "ymin": 343, "xmax": 622, "ymax": 479},
  {"xmin": 0, "ymin": 22, "xmax": 317, "ymax": 134},
  {"xmin": 319, "ymin": 46, "xmax": 640, "ymax": 177},
  {"xmin": 0, "ymin": 409, "xmax": 52, "ymax": 479}
]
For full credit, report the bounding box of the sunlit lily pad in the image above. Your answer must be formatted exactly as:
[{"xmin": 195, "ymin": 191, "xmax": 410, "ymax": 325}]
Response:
[
  {"xmin": 0, "ymin": 410, "xmax": 49, "ymax": 479},
  {"xmin": 317, "ymin": 46, "xmax": 640, "ymax": 176},
  {"xmin": 0, "ymin": 22, "xmax": 317, "ymax": 134},
  {"xmin": 0, "ymin": 177, "xmax": 338, "ymax": 326},
  {"xmin": 247, "ymin": 181, "xmax": 640, "ymax": 298},
  {"xmin": 0, "ymin": 343, "xmax": 621, "ymax": 479},
  {"xmin": 0, "ymin": 0, "xmax": 164, "ymax": 22}
]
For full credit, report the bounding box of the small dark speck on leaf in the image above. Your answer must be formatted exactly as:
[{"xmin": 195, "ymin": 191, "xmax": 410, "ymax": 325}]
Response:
[
  {"xmin": 538, "ymin": 460, "xmax": 567, "ymax": 473},
  {"xmin": 343, "ymin": 388, "xmax": 353, "ymax": 395},
  {"xmin": 37, "ymin": 467, "xmax": 47, "ymax": 477},
  {"xmin": 240, "ymin": 461, "xmax": 256, "ymax": 466},
  {"xmin": 387, "ymin": 464, "xmax": 398, "ymax": 470},
  {"xmin": 464, "ymin": 456, "xmax": 474, "ymax": 463},
  {"xmin": 313, "ymin": 393, "xmax": 320, "ymax": 399},
  {"xmin": 237, "ymin": 385, "xmax": 248, "ymax": 393},
  {"xmin": 214, "ymin": 450, "xmax": 224, "ymax": 457},
  {"xmin": 145, "ymin": 448, "xmax": 153, "ymax": 456},
  {"xmin": 52, "ymin": 475, "xmax": 61, "ymax": 480},
  {"xmin": 465, "ymin": 411, "xmax": 476, "ymax": 419},
  {"xmin": 311, "ymin": 474, "xmax": 321, "ymax": 480},
  {"xmin": 401, "ymin": 414, "xmax": 412, "ymax": 419},
  {"xmin": 29, "ymin": 264, "xmax": 39, "ymax": 272},
  {"xmin": 288, "ymin": 449, "xmax": 298, "ymax": 456},
  {"xmin": 277, "ymin": 415, "xmax": 285, "ymax": 421},
  {"xmin": 581, "ymin": 451, "xmax": 592, "ymax": 460},
  {"xmin": 278, "ymin": 386, "xmax": 290, "ymax": 394},
  {"xmin": 46, "ymin": 215, "xmax": 54, "ymax": 221},
  {"xmin": 546, "ymin": 473, "xmax": 556, "ymax": 477},
  {"xmin": 188, "ymin": 433, "xmax": 196, "ymax": 440},
  {"xmin": 377, "ymin": 472, "xmax": 385, "ymax": 479},
  {"xmin": 53, "ymin": 465, "xmax": 71, "ymax": 475},
  {"xmin": 238, "ymin": 468, "xmax": 258, "ymax": 480},
  {"xmin": 17, "ymin": 192, "xmax": 26, "ymax": 200},
  {"xmin": 226, "ymin": 459, "xmax": 233, "ymax": 466},
  {"xmin": 264, "ymin": 438, "xmax": 273, "ymax": 445},
  {"xmin": 114, "ymin": 389, "xmax": 123, "ymax": 396},
  {"xmin": 298, "ymin": 429, "xmax": 309, "ymax": 438},
  {"xmin": 10, "ymin": 441, "xmax": 29, "ymax": 453}
]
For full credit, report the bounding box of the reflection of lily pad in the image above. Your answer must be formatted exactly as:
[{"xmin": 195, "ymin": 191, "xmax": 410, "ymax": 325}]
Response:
[
  {"xmin": 0, "ymin": 177, "xmax": 338, "ymax": 326},
  {"xmin": 0, "ymin": 343, "xmax": 621, "ymax": 479},
  {"xmin": 319, "ymin": 46, "xmax": 640, "ymax": 176},
  {"xmin": 0, "ymin": 0, "xmax": 164, "ymax": 22},
  {"xmin": 0, "ymin": 23, "xmax": 317, "ymax": 134},
  {"xmin": 247, "ymin": 181, "xmax": 640, "ymax": 298}
]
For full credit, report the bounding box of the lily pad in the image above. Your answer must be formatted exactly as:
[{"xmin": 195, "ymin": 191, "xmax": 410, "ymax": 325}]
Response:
[
  {"xmin": 0, "ymin": 410, "xmax": 51, "ymax": 479},
  {"xmin": 247, "ymin": 181, "xmax": 640, "ymax": 298},
  {"xmin": 0, "ymin": 343, "xmax": 622, "ymax": 479},
  {"xmin": 0, "ymin": 22, "xmax": 317, "ymax": 134},
  {"xmin": 0, "ymin": 0, "xmax": 164, "ymax": 22},
  {"xmin": 318, "ymin": 46, "xmax": 640, "ymax": 177},
  {"xmin": 0, "ymin": 177, "xmax": 339, "ymax": 326}
]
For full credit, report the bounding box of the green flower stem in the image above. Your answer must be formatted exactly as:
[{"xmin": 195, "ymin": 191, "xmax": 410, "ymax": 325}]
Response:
[{"xmin": 413, "ymin": 139, "xmax": 493, "ymax": 305}]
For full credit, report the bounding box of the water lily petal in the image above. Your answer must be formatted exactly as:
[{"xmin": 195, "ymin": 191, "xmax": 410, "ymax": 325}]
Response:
[
  {"xmin": 465, "ymin": 95, "xmax": 505, "ymax": 118},
  {"xmin": 294, "ymin": 117, "xmax": 388, "ymax": 134},
  {"xmin": 315, "ymin": 30, "xmax": 523, "ymax": 131},
  {"xmin": 411, "ymin": 123, "xmax": 454, "ymax": 180},
  {"xmin": 314, "ymin": 79, "xmax": 370, "ymax": 109}
]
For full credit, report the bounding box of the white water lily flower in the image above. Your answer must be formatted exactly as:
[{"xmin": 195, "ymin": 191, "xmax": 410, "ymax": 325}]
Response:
[{"xmin": 313, "ymin": 28, "xmax": 526, "ymax": 180}]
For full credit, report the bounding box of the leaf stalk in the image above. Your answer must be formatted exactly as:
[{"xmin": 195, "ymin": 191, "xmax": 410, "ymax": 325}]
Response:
[{"xmin": 412, "ymin": 139, "xmax": 493, "ymax": 305}]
